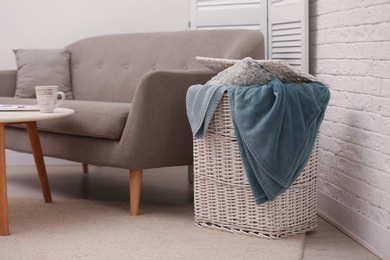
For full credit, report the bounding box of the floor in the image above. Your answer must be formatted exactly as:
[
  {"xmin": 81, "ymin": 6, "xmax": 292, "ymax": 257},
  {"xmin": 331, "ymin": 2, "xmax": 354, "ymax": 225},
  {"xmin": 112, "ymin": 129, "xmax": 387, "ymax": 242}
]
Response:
[{"xmin": 4, "ymin": 164, "xmax": 381, "ymax": 260}]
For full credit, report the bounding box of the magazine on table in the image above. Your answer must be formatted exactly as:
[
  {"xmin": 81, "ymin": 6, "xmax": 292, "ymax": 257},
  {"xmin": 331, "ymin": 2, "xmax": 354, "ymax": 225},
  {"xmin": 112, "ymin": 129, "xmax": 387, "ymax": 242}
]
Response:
[{"xmin": 0, "ymin": 104, "xmax": 40, "ymax": 111}]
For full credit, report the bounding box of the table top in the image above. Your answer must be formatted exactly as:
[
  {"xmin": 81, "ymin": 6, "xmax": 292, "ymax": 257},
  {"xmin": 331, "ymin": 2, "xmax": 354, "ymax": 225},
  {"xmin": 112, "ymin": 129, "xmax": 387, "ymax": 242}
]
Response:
[{"xmin": 0, "ymin": 108, "xmax": 75, "ymax": 123}]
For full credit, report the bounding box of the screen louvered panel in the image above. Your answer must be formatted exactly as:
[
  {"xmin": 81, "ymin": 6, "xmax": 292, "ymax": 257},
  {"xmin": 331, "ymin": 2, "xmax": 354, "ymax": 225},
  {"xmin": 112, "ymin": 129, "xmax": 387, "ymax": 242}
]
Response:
[
  {"xmin": 196, "ymin": 1, "xmax": 263, "ymax": 28},
  {"xmin": 268, "ymin": 0, "xmax": 308, "ymax": 71},
  {"xmin": 191, "ymin": 0, "xmax": 268, "ymax": 56},
  {"xmin": 271, "ymin": 21, "xmax": 302, "ymax": 67},
  {"xmin": 271, "ymin": 0, "xmax": 300, "ymax": 6}
]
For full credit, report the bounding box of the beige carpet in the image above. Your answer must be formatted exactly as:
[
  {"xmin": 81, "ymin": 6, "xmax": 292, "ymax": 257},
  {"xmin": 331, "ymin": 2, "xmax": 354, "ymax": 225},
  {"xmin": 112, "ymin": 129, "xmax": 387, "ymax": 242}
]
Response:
[{"xmin": 1, "ymin": 199, "xmax": 305, "ymax": 260}]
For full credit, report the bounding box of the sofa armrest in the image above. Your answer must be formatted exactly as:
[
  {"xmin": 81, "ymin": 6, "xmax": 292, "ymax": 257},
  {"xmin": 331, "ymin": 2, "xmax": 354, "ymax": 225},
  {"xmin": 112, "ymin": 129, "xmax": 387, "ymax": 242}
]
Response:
[
  {"xmin": 117, "ymin": 68, "xmax": 217, "ymax": 169},
  {"xmin": 0, "ymin": 70, "xmax": 17, "ymax": 97}
]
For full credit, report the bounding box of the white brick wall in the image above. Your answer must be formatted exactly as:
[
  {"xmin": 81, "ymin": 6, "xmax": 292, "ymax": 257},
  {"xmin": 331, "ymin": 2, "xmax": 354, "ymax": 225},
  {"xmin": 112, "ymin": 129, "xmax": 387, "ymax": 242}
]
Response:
[{"xmin": 310, "ymin": 0, "xmax": 390, "ymax": 256}]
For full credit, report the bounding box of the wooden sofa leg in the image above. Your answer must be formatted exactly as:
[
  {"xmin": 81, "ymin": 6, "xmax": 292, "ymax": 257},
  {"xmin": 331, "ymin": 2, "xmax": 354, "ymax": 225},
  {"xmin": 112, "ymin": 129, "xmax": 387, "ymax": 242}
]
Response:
[
  {"xmin": 129, "ymin": 169, "xmax": 143, "ymax": 216},
  {"xmin": 82, "ymin": 163, "xmax": 88, "ymax": 174}
]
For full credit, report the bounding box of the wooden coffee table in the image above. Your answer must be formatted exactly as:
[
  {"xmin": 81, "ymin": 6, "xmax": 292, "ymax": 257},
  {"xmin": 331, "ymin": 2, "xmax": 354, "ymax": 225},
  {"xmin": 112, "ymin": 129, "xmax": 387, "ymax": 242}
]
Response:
[{"xmin": 0, "ymin": 107, "xmax": 74, "ymax": 235}]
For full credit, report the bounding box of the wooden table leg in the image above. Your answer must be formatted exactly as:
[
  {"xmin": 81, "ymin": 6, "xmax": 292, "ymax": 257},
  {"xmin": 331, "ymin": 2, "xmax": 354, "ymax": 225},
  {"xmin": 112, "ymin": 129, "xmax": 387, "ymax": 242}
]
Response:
[
  {"xmin": 0, "ymin": 123, "xmax": 9, "ymax": 235},
  {"xmin": 25, "ymin": 122, "xmax": 52, "ymax": 203}
]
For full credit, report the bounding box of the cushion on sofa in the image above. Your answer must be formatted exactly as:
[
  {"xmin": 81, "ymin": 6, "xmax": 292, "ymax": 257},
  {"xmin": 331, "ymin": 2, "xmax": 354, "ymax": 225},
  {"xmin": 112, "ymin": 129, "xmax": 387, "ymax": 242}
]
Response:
[
  {"xmin": 0, "ymin": 97, "xmax": 130, "ymax": 140},
  {"xmin": 13, "ymin": 49, "xmax": 73, "ymax": 100}
]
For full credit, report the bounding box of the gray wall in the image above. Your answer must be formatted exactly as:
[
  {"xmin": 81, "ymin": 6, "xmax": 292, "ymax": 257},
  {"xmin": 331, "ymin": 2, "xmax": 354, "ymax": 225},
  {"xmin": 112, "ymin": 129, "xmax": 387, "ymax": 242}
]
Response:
[{"xmin": 0, "ymin": 0, "xmax": 190, "ymax": 69}]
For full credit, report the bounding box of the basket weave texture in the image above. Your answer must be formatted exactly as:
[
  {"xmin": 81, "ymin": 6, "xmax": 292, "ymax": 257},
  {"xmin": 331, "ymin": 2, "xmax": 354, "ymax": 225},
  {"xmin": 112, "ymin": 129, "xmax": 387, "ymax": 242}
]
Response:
[{"xmin": 194, "ymin": 93, "xmax": 318, "ymax": 239}]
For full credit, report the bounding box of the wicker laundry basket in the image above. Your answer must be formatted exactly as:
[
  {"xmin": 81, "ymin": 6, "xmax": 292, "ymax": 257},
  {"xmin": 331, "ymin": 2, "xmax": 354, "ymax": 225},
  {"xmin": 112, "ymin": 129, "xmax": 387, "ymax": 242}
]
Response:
[{"xmin": 193, "ymin": 93, "xmax": 318, "ymax": 239}]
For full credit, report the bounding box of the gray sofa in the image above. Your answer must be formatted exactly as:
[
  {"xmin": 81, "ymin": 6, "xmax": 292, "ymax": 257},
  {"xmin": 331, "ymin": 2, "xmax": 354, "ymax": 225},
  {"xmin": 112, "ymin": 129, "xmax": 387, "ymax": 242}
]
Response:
[{"xmin": 0, "ymin": 29, "xmax": 264, "ymax": 215}]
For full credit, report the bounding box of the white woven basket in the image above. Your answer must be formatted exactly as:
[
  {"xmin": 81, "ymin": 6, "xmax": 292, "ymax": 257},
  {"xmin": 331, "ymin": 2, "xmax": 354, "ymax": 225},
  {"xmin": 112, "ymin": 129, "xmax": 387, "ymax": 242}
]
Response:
[{"xmin": 193, "ymin": 93, "xmax": 318, "ymax": 239}]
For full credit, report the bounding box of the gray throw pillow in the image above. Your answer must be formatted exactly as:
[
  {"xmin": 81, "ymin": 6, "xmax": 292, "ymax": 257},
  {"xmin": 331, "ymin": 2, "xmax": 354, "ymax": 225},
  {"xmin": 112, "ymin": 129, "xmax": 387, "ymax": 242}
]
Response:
[{"xmin": 13, "ymin": 49, "xmax": 73, "ymax": 99}]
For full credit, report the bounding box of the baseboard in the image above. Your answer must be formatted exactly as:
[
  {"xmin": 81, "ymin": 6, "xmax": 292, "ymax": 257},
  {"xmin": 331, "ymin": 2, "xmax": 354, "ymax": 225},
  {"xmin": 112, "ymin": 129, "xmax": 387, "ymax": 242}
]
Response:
[
  {"xmin": 5, "ymin": 150, "xmax": 78, "ymax": 166},
  {"xmin": 317, "ymin": 191, "xmax": 390, "ymax": 260}
]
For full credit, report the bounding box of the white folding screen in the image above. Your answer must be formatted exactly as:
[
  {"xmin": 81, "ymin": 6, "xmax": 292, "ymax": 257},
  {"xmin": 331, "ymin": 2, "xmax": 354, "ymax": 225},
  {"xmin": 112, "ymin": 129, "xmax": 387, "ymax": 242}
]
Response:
[{"xmin": 190, "ymin": 0, "xmax": 308, "ymax": 71}]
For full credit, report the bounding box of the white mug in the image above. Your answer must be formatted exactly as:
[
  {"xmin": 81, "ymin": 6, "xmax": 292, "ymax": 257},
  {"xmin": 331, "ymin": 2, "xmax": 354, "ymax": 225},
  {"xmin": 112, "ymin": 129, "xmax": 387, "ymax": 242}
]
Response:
[{"xmin": 35, "ymin": 86, "xmax": 65, "ymax": 113}]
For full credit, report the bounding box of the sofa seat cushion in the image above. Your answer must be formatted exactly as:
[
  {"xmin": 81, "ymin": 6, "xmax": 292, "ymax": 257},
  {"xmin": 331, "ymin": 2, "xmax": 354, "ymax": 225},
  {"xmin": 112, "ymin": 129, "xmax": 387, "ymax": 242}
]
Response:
[{"xmin": 0, "ymin": 97, "xmax": 130, "ymax": 140}]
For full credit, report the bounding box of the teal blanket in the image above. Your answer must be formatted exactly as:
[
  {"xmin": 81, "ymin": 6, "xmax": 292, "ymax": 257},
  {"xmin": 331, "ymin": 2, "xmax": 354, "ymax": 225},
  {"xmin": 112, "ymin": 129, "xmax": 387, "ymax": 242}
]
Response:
[{"xmin": 227, "ymin": 79, "xmax": 330, "ymax": 204}]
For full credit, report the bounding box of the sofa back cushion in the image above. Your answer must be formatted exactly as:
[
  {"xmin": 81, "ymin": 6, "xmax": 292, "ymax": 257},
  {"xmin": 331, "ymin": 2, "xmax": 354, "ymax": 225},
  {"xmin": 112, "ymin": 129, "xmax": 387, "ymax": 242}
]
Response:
[{"xmin": 66, "ymin": 29, "xmax": 264, "ymax": 102}]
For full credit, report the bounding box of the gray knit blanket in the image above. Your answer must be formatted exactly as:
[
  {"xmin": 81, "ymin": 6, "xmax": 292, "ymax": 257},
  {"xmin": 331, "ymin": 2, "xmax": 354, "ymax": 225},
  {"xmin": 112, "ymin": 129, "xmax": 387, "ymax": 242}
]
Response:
[{"xmin": 186, "ymin": 84, "xmax": 227, "ymax": 139}]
